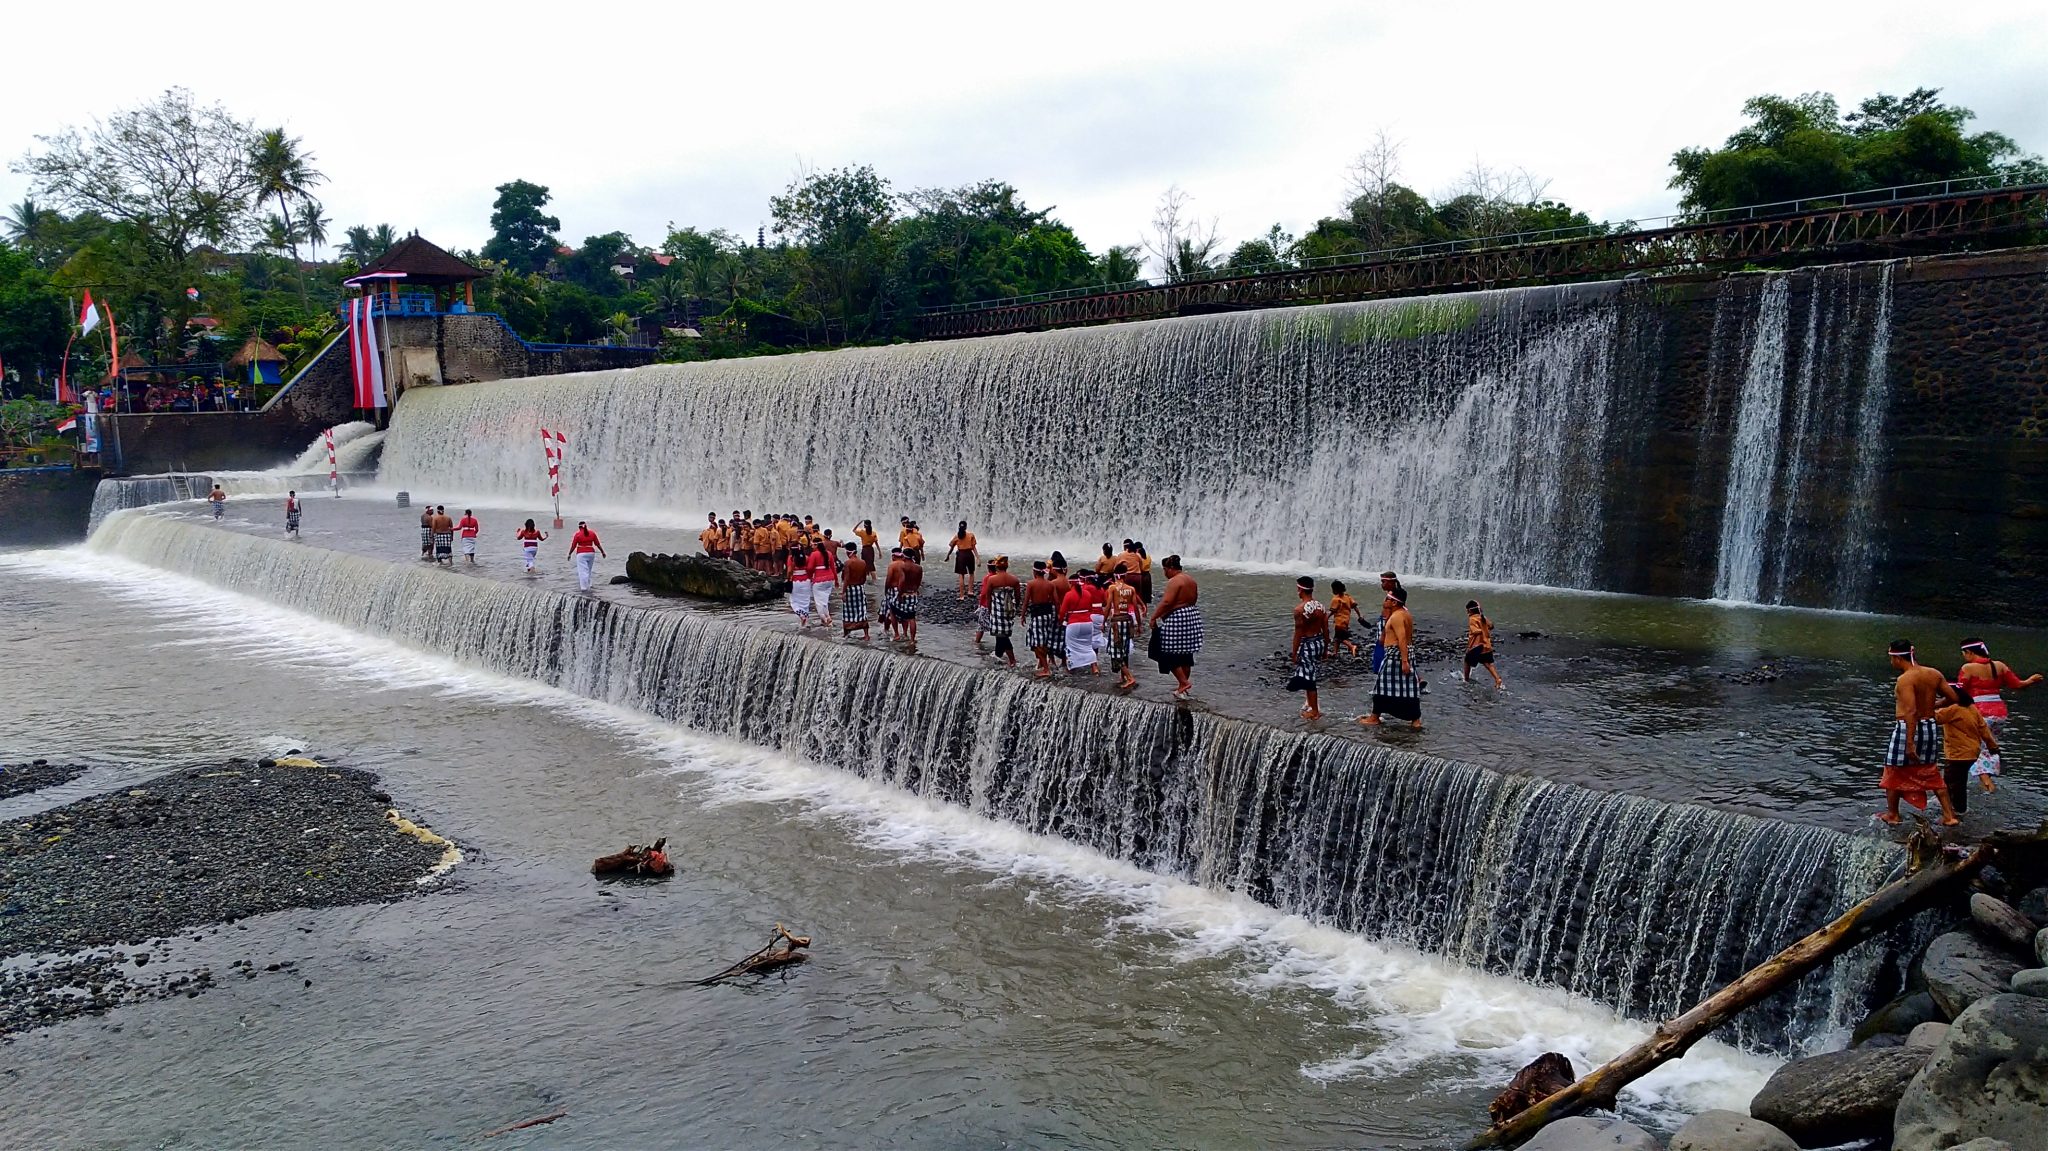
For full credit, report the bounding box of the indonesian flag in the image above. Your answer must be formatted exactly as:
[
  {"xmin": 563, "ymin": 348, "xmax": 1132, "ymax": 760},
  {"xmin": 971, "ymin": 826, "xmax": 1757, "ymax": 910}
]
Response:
[
  {"xmin": 78, "ymin": 292, "xmax": 101, "ymax": 336},
  {"xmin": 346, "ymin": 297, "xmax": 389, "ymax": 409},
  {"xmin": 56, "ymin": 416, "xmax": 78, "ymax": 434},
  {"xmin": 541, "ymin": 428, "xmax": 567, "ymax": 498}
]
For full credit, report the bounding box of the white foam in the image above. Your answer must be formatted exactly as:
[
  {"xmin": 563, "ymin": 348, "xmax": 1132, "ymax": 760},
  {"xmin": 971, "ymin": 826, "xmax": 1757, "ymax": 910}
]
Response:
[{"xmin": 0, "ymin": 545, "xmax": 1779, "ymax": 1122}]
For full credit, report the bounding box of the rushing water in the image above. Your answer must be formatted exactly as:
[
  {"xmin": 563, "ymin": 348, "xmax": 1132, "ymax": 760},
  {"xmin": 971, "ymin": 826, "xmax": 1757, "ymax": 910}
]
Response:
[
  {"xmin": 85, "ymin": 422, "xmax": 387, "ymax": 531},
  {"xmin": 82, "ymin": 509, "xmax": 1911, "ymax": 1053}
]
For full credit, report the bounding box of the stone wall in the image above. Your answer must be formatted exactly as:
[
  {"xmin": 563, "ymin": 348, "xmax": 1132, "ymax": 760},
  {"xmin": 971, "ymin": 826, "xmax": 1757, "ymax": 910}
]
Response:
[{"xmin": 0, "ymin": 470, "xmax": 100, "ymax": 548}]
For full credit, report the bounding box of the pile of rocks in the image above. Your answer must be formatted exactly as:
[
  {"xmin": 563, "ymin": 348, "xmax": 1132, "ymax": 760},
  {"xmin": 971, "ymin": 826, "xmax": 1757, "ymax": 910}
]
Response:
[
  {"xmin": 0, "ymin": 759, "xmax": 87, "ymax": 800},
  {"xmin": 1520, "ymin": 886, "xmax": 2048, "ymax": 1151}
]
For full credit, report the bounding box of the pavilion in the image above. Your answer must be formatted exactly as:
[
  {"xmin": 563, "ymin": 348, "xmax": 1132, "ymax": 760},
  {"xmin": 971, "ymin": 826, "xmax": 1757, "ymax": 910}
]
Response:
[
  {"xmin": 229, "ymin": 335, "xmax": 287, "ymax": 386},
  {"xmin": 352, "ymin": 234, "xmax": 487, "ymax": 313}
]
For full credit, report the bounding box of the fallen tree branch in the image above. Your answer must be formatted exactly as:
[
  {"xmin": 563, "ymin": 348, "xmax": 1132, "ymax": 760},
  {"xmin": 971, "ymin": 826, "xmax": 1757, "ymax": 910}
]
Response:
[
  {"xmin": 696, "ymin": 924, "xmax": 811, "ymax": 985},
  {"xmin": 1464, "ymin": 824, "xmax": 2037, "ymax": 1149},
  {"xmin": 481, "ymin": 1110, "xmax": 567, "ymax": 1138}
]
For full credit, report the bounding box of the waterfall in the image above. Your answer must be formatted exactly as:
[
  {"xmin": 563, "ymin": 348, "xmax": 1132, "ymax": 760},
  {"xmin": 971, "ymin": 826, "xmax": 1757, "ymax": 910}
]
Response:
[
  {"xmin": 86, "ymin": 425, "xmax": 387, "ymax": 533},
  {"xmin": 1710, "ymin": 265, "xmax": 1896, "ymax": 606},
  {"xmin": 86, "ymin": 511, "xmax": 1908, "ymax": 1052},
  {"xmin": 381, "ymin": 285, "xmax": 1635, "ymax": 588},
  {"xmin": 87, "ymin": 475, "xmax": 206, "ymax": 533},
  {"xmin": 280, "ymin": 421, "xmax": 381, "ymax": 472}
]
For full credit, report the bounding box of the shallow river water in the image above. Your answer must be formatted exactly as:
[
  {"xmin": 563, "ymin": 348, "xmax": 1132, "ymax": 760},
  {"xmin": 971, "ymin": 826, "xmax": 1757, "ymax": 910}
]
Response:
[{"xmin": 0, "ymin": 517, "xmax": 1790, "ymax": 1149}]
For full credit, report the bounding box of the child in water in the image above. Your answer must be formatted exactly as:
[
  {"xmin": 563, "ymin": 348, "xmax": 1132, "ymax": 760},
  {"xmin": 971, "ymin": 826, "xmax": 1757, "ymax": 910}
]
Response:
[
  {"xmin": 1463, "ymin": 600, "xmax": 1503, "ymax": 688},
  {"xmin": 1329, "ymin": 581, "xmax": 1360, "ymax": 658},
  {"xmin": 1936, "ymin": 687, "xmax": 2000, "ymax": 814}
]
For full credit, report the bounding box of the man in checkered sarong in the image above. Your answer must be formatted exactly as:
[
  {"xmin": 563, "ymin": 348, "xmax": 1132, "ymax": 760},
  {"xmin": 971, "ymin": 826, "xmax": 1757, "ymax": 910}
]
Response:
[
  {"xmin": 839, "ymin": 541, "xmax": 873, "ymax": 640},
  {"xmin": 1025, "ymin": 560, "xmax": 1061, "ymax": 677},
  {"xmin": 1286, "ymin": 575, "xmax": 1331, "ymax": 720},
  {"xmin": 1359, "ymin": 585, "xmax": 1421, "ymax": 728},
  {"xmin": 1879, "ymin": 638, "xmax": 1961, "ymax": 826},
  {"xmin": 1146, "ymin": 555, "xmax": 1203, "ymax": 700},
  {"xmin": 984, "ymin": 556, "xmax": 1022, "ymax": 667}
]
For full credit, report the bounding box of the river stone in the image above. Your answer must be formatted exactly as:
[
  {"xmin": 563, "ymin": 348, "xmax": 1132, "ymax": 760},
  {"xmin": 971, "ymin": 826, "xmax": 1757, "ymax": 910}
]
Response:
[
  {"xmin": 623, "ymin": 551, "xmax": 781, "ymax": 603},
  {"xmin": 2037, "ymin": 927, "xmax": 2048, "ymax": 967},
  {"xmin": 1971, "ymin": 893, "xmax": 2040, "ymax": 953},
  {"xmin": 1749, "ymin": 1045, "xmax": 1930, "ymax": 1146},
  {"xmin": 2015, "ymin": 886, "xmax": 2048, "ymax": 925},
  {"xmin": 1856, "ymin": 990, "xmax": 1945, "ymax": 1041},
  {"xmin": 1517, "ymin": 1115, "xmax": 1661, "ymax": 1151},
  {"xmin": 1907, "ymin": 1021, "xmax": 1951, "ymax": 1048},
  {"xmin": 1893, "ymin": 993, "xmax": 2048, "ymax": 1151},
  {"xmin": 1923, "ymin": 932, "xmax": 2027, "ymax": 1019},
  {"xmin": 1667, "ymin": 1109, "xmax": 1798, "ymax": 1151},
  {"xmin": 2011, "ymin": 968, "xmax": 2048, "ymax": 998},
  {"xmin": 1946, "ymin": 1140, "xmax": 2015, "ymax": 1151}
]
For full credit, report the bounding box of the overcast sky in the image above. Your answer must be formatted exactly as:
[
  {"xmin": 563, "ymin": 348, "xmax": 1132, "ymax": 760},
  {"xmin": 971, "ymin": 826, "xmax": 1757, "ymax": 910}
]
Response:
[{"xmin": 4, "ymin": 1, "xmax": 2045, "ymax": 267}]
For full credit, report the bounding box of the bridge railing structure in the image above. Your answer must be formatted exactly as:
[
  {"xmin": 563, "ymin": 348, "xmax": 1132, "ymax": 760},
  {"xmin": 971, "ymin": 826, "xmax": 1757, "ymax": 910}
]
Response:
[{"xmin": 918, "ymin": 174, "xmax": 2048, "ymax": 339}]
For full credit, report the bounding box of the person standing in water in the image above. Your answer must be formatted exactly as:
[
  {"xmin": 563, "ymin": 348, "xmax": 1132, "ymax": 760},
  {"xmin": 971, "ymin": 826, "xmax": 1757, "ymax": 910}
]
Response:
[
  {"xmin": 1147, "ymin": 556, "xmax": 1203, "ymax": 700},
  {"xmin": 840, "ymin": 541, "xmax": 873, "ymax": 640},
  {"xmin": 1879, "ymin": 640, "xmax": 1960, "ymax": 826},
  {"xmin": 947, "ymin": 521, "xmax": 978, "ymax": 598},
  {"xmin": 1060, "ymin": 572, "xmax": 1100, "ymax": 675},
  {"xmin": 568, "ymin": 521, "xmax": 606, "ymax": 591},
  {"xmin": 1360, "ymin": 586, "xmax": 1421, "ymax": 728},
  {"xmin": 208, "ymin": 483, "xmax": 227, "ymax": 521},
  {"xmin": 786, "ymin": 544, "xmax": 815, "ymax": 628},
  {"xmin": 985, "ymin": 557, "xmax": 1021, "ymax": 668},
  {"xmin": 1463, "ymin": 600, "xmax": 1504, "ymax": 688},
  {"xmin": 903, "ymin": 521, "xmax": 926, "ymax": 567},
  {"xmin": 430, "ymin": 506, "xmax": 456, "ymax": 565},
  {"xmin": 458, "ymin": 509, "xmax": 482, "ymax": 564},
  {"xmin": 896, "ymin": 547, "xmax": 924, "ymax": 647},
  {"xmin": 283, "ymin": 491, "xmax": 301, "ymax": 537},
  {"xmin": 420, "ymin": 503, "xmax": 436, "ymax": 560},
  {"xmin": 856, "ymin": 520, "xmax": 879, "ymax": 569},
  {"xmin": 1105, "ymin": 565, "xmax": 1141, "ymax": 689},
  {"xmin": 515, "ymin": 519, "xmax": 548, "ymax": 572},
  {"xmin": 1956, "ymin": 638, "xmax": 2042, "ymax": 725},
  {"xmin": 1286, "ymin": 576, "xmax": 1331, "ymax": 719},
  {"xmin": 1328, "ymin": 580, "xmax": 1359, "ymax": 658},
  {"xmin": 807, "ymin": 536, "xmax": 836, "ymax": 624},
  {"xmin": 1936, "ymin": 687, "xmax": 2000, "ymax": 816},
  {"xmin": 1025, "ymin": 561, "xmax": 1060, "ymax": 678}
]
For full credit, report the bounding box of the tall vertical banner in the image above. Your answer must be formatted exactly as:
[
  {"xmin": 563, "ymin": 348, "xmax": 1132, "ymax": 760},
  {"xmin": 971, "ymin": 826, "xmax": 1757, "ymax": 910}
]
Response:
[
  {"xmin": 540, "ymin": 427, "xmax": 567, "ymax": 527},
  {"xmin": 326, "ymin": 427, "xmax": 339, "ymax": 496},
  {"xmin": 346, "ymin": 297, "xmax": 390, "ymax": 411}
]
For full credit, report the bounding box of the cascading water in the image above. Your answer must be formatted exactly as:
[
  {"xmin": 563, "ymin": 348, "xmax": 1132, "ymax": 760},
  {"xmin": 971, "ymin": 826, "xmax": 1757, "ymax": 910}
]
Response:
[
  {"xmin": 85, "ymin": 423, "xmax": 386, "ymax": 532},
  {"xmin": 1710, "ymin": 265, "xmax": 1896, "ymax": 605},
  {"xmin": 279, "ymin": 420, "xmax": 383, "ymax": 473},
  {"xmin": 86, "ymin": 511, "xmax": 1908, "ymax": 1052},
  {"xmin": 380, "ymin": 286, "xmax": 1634, "ymax": 588}
]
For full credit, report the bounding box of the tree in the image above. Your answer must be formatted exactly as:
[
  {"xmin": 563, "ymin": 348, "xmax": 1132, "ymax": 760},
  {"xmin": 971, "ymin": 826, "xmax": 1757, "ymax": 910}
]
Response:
[
  {"xmin": 1224, "ymin": 224, "xmax": 1296, "ymax": 272},
  {"xmin": 300, "ymin": 201, "xmax": 330, "ymax": 264},
  {"xmin": 1095, "ymin": 244, "xmax": 1145, "ymax": 284},
  {"xmin": 249, "ymin": 129, "xmax": 323, "ymax": 264},
  {"xmin": 1668, "ymin": 88, "xmax": 2042, "ymax": 213},
  {"xmin": 481, "ymin": 180, "xmax": 560, "ymax": 275},
  {"xmin": 0, "ymin": 245, "xmax": 69, "ymax": 383},
  {"xmin": 1144, "ymin": 185, "xmax": 1221, "ymax": 279},
  {"xmin": 1346, "ymin": 129, "xmax": 1405, "ymax": 248},
  {"xmin": 771, "ymin": 165, "xmax": 896, "ymax": 340},
  {"xmin": 13, "ymin": 88, "xmax": 262, "ymax": 264},
  {"xmin": 890, "ymin": 180, "xmax": 1096, "ymax": 310},
  {"xmin": 559, "ymin": 231, "xmax": 635, "ymax": 295},
  {"xmin": 341, "ymin": 223, "xmax": 399, "ymax": 266}
]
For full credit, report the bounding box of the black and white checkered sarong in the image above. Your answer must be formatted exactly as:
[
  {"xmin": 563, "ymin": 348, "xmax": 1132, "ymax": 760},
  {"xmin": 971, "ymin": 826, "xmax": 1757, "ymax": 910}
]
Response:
[
  {"xmin": 1026, "ymin": 605, "xmax": 1060, "ymax": 651},
  {"xmin": 1288, "ymin": 635, "xmax": 1327, "ymax": 690},
  {"xmin": 988, "ymin": 587, "xmax": 1018, "ymax": 634},
  {"xmin": 895, "ymin": 592, "xmax": 920, "ymax": 620},
  {"xmin": 842, "ymin": 584, "xmax": 870, "ymax": 624},
  {"xmin": 1885, "ymin": 718, "xmax": 1941, "ymax": 766},
  {"xmin": 1157, "ymin": 605, "xmax": 1204, "ymax": 655}
]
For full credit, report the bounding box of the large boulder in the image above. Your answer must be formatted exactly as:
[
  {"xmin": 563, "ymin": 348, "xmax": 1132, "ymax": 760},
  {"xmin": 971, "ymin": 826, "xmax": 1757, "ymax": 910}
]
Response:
[
  {"xmin": 2013, "ymin": 968, "xmax": 2048, "ymax": 998},
  {"xmin": 625, "ymin": 551, "xmax": 782, "ymax": 603},
  {"xmin": 1907, "ymin": 1021, "xmax": 1951, "ymax": 1049},
  {"xmin": 1971, "ymin": 894, "xmax": 2040, "ymax": 953},
  {"xmin": 1667, "ymin": 1109, "xmax": 1798, "ymax": 1151},
  {"xmin": 1856, "ymin": 991, "xmax": 1945, "ymax": 1042},
  {"xmin": 1517, "ymin": 1115, "xmax": 1660, "ymax": 1151},
  {"xmin": 1750, "ymin": 1045, "xmax": 1930, "ymax": 1146},
  {"xmin": 1893, "ymin": 993, "xmax": 2048, "ymax": 1151},
  {"xmin": 2037, "ymin": 927, "xmax": 2048, "ymax": 967},
  {"xmin": 1924, "ymin": 931, "xmax": 2029, "ymax": 1019}
]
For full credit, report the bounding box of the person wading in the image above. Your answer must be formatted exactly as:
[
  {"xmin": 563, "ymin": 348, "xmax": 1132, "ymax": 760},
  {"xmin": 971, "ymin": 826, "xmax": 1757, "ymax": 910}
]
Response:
[
  {"xmin": 1061, "ymin": 570, "xmax": 1100, "ymax": 676},
  {"xmin": 1287, "ymin": 576, "xmax": 1331, "ymax": 720},
  {"xmin": 1329, "ymin": 580, "xmax": 1359, "ymax": 658},
  {"xmin": 458, "ymin": 509, "xmax": 482, "ymax": 564},
  {"xmin": 515, "ymin": 519, "xmax": 548, "ymax": 573},
  {"xmin": 837, "ymin": 541, "xmax": 872, "ymax": 639},
  {"xmin": 284, "ymin": 491, "xmax": 302, "ymax": 538},
  {"xmin": 947, "ymin": 521, "xmax": 978, "ymax": 598},
  {"xmin": 1936, "ymin": 686, "xmax": 2000, "ymax": 816},
  {"xmin": 420, "ymin": 503, "xmax": 435, "ymax": 560},
  {"xmin": 896, "ymin": 547, "xmax": 924, "ymax": 647},
  {"xmin": 1025, "ymin": 560, "xmax": 1060, "ymax": 678},
  {"xmin": 1359, "ymin": 586, "xmax": 1421, "ymax": 728},
  {"xmin": 807, "ymin": 536, "xmax": 836, "ymax": 624},
  {"xmin": 1147, "ymin": 556, "xmax": 1203, "ymax": 700},
  {"xmin": 208, "ymin": 483, "xmax": 227, "ymax": 521},
  {"xmin": 1463, "ymin": 599, "xmax": 1504, "ymax": 688},
  {"xmin": 1880, "ymin": 640, "xmax": 1961, "ymax": 825},
  {"xmin": 985, "ymin": 556, "xmax": 1021, "ymax": 668},
  {"xmin": 1105, "ymin": 565, "xmax": 1141, "ymax": 689},
  {"xmin": 787, "ymin": 544, "xmax": 815, "ymax": 628},
  {"xmin": 856, "ymin": 519, "xmax": 878, "ymax": 569},
  {"xmin": 1956, "ymin": 638, "xmax": 2043, "ymax": 726},
  {"xmin": 568, "ymin": 521, "xmax": 606, "ymax": 591}
]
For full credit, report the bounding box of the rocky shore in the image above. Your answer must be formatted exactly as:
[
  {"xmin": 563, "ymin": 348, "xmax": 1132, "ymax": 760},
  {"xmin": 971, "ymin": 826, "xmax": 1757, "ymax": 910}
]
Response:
[
  {"xmin": 1521, "ymin": 879, "xmax": 2048, "ymax": 1151},
  {"xmin": 0, "ymin": 756, "xmax": 454, "ymax": 1036},
  {"xmin": 0, "ymin": 760, "xmax": 89, "ymax": 799}
]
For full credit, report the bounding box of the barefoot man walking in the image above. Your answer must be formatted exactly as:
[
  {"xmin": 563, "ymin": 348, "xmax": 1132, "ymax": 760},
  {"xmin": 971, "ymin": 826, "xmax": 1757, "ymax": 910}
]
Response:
[
  {"xmin": 1880, "ymin": 639, "xmax": 1961, "ymax": 826},
  {"xmin": 1147, "ymin": 555, "xmax": 1203, "ymax": 700},
  {"xmin": 1286, "ymin": 576, "xmax": 1330, "ymax": 720},
  {"xmin": 1360, "ymin": 586, "xmax": 1421, "ymax": 729}
]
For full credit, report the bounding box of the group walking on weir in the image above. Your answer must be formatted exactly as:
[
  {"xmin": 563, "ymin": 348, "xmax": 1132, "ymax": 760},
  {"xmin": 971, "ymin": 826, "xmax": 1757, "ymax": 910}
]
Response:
[{"xmin": 1878, "ymin": 637, "xmax": 2039, "ymax": 826}]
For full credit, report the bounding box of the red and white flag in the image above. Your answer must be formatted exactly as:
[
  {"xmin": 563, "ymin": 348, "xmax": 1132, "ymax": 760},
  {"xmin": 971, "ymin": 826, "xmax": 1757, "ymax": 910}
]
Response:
[
  {"xmin": 346, "ymin": 297, "xmax": 389, "ymax": 410},
  {"xmin": 78, "ymin": 292, "xmax": 101, "ymax": 336}
]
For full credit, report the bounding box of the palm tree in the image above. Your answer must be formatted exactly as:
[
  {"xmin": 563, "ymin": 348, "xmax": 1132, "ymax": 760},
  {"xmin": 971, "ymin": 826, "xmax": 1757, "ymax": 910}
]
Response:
[
  {"xmin": 340, "ymin": 223, "xmax": 399, "ymax": 266},
  {"xmin": 300, "ymin": 200, "xmax": 331, "ymax": 265},
  {"xmin": 250, "ymin": 129, "xmax": 325, "ymax": 304},
  {"xmin": 3, "ymin": 197, "xmax": 60, "ymax": 266}
]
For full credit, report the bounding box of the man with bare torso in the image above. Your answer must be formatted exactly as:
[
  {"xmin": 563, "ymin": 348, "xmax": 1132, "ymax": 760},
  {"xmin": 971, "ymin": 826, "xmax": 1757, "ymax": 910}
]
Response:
[
  {"xmin": 1880, "ymin": 639, "xmax": 1960, "ymax": 826},
  {"xmin": 1025, "ymin": 560, "xmax": 1061, "ymax": 678},
  {"xmin": 839, "ymin": 541, "xmax": 872, "ymax": 639},
  {"xmin": 1147, "ymin": 556, "xmax": 1203, "ymax": 700},
  {"xmin": 1287, "ymin": 576, "xmax": 1331, "ymax": 720},
  {"xmin": 983, "ymin": 557, "xmax": 1022, "ymax": 667},
  {"xmin": 895, "ymin": 548, "xmax": 924, "ymax": 646}
]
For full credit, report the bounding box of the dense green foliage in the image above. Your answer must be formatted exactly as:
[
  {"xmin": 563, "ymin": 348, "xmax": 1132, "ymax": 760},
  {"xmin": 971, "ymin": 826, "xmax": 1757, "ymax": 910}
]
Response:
[
  {"xmin": 1670, "ymin": 88, "xmax": 2045, "ymax": 212},
  {"xmin": 1, "ymin": 85, "xmax": 2038, "ymax": 385}
]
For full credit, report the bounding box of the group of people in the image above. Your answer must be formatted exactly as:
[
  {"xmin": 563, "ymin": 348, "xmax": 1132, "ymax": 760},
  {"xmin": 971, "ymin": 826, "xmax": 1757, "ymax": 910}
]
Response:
[
  {"xmin": 1880, "ymin": 638, "xmax": 2040, "ymax": 825},
  {"xmin": 1277, "ymin": 572, "xmax": 1499, "ymax": 728},
  {"xmin": 408, "ymin": 507, "xmax": 608, "ymax": 588}
]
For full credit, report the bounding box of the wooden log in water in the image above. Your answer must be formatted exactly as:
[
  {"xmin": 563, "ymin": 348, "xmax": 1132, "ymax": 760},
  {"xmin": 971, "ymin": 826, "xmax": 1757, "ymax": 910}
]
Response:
[{"xmin": 1463, "ymin": 825, "xmax": 2044, "ymax": 1150}]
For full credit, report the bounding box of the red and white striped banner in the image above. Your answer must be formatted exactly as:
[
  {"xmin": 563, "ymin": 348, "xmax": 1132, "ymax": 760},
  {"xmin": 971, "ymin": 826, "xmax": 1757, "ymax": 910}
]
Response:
[
  {"xmin": 346, "ymin": 297, "xmax": 389, "ymax": 410},
  {"xmin": 326, "ymin": 427, "xmax": 338, "ymax": 492}
]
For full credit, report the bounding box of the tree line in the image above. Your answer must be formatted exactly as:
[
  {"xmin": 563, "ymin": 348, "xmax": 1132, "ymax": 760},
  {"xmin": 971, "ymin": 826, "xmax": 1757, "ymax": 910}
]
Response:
[{"xmin": 2, "ymin": 84, "xmax": 2039, "ymax": 390}]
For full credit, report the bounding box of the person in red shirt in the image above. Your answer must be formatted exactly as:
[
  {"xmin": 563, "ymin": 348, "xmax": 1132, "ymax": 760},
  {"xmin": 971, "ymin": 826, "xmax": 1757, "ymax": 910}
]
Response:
[
  {"xmin": 568, "ymin": 521, "xmax": 606, "ymax": 590},
  {"xmin": 514, "ymin": 519, "xmax": 548, "ymax": 573},
  {"xmin": 787, "ymin": 544, "xmax": 815, "ymax": 627},
  {"xmin": 457, "ymin": 509, "xmax": 482, "ymax": 564},
  {"xmin": 1060, "ymin": 576, "xmax": 1099, "ymax": 675},
  {"xmin": 807, "ymin": 540, "xmax": 836, "ymax": 623}
]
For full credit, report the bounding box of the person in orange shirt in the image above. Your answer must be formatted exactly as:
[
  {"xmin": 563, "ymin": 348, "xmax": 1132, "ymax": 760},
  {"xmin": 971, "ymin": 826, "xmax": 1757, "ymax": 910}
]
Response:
[
  {"xmin": 1329, "ymin": 581, "xmax": 1360, "ymax": 658},
  {"xmin": 855, "ymin": 520, "xmax": 879, "ymax": 569},
  {"xmin": 1935, "ymin": 687, "xmax": 2000, "ymax": 813},
  {"xmin": 946, "ymin": 520, "xmax": 978, "ymax": 598},
  {"xmin": 1463, "ymin": 600, "xmax": 1503, "ymax": 688},
  {"xmin": 701, "ymin": 513, "xmax": 722, "ymax": 556},
  {"xmin": 903, "ymin": 521, "xmax": 926, "ymax": 566}
]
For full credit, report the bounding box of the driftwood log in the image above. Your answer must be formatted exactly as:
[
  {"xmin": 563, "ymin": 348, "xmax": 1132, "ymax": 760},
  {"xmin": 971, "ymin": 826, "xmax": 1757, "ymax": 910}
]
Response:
[
  {"xmin": 1467, "ymin": 823, "xmax": 2048, "ymax": 1149},
  {"xmin": 697, "ymin": 925, "xmax": 811, "ymax": 985},
  {"xmin": 482, "ymin": 1110, "xmax": 567, "ymax": 1138},
  {"xmin": 592, "ymin": 837, "xmax": 673, "ymax": 877}
]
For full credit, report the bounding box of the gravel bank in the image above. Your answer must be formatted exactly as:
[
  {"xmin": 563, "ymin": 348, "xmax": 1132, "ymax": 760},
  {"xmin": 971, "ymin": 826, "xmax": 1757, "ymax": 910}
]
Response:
[
  {"xmin": 0, "ymin": 761, "xmax": 89, "ymax": 800},
  {"xmin": 1, "ymin": 757, "xmax": 453, "ymax": 1035}
]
